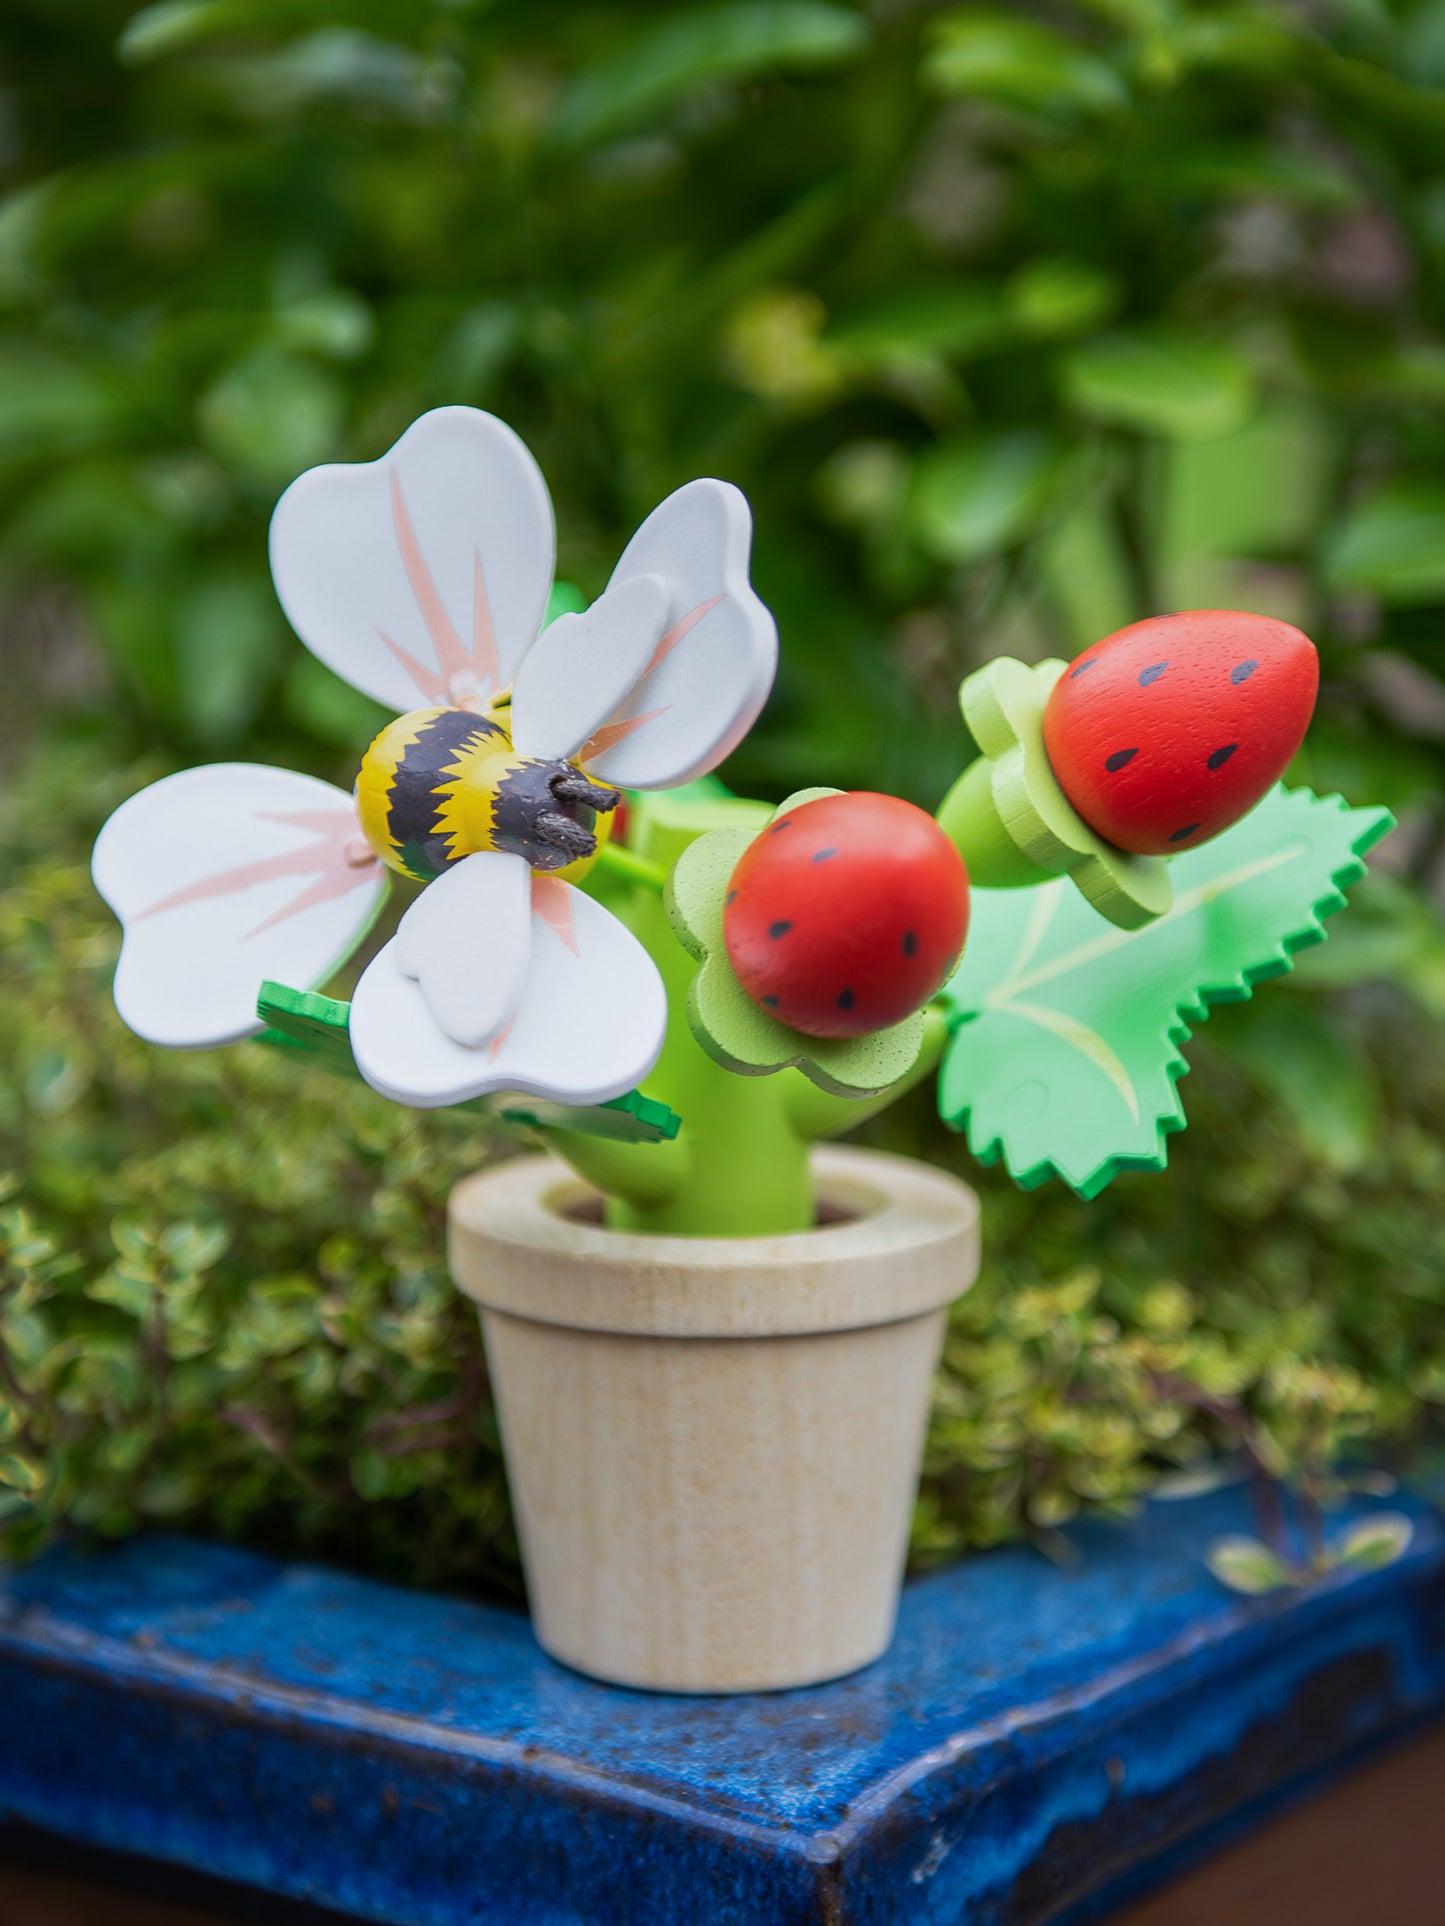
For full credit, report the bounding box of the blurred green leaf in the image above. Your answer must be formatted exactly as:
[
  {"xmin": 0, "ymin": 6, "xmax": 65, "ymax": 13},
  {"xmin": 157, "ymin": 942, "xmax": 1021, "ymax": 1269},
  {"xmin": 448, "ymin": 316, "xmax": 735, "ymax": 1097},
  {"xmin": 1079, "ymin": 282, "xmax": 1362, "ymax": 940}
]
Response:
[
  {"xmin": 908, "ymin": 432, "xmax": 1056, "ymax": 565},
  {"xmin": 280, "ymin": 652, "xmax": 390, "ymax": 749},
  {"xmin": 1207, "ymin": 998, "xmax": 1382, "ymax": 1176},
  {"xmin": 923, "ymin": 11, "xmax": 1127, "ymax": 121},
  {"xmin": 1334, "ymin": 1510, "xmax": 1413, "ymax": 1570},
  {"xmin": 553, "ymin": 3, "xmax": 870, "ymax": 148},
  {"xmin": 197, "ymin": 350, "xmax": 345, "ymax": 486},
  {"xmin": 1206, "ymin": 1534, "xmax": 1295, "ymax": 1594},
  {"xmin": 118, "ymin": 1, "xmax": 273, "ymax": 64},
  {"xmin": 0, "ymin": 347, "xmax": 130, "ymax": 464},
  {"xmin": 827, "ymin": 281, "xmax": 1007, "ymax": 361},
  {"xmin": 1324, "ymin": 485, "xmax": 1445, "ymax": 606},
  {"xmin": 1061, "ymin": 330, "xmax": 1256, "ymax": 440},
  {"xmin": 176, "ymin": 575, "xmax": 284, "ymax": 745},
  {"xmin": 1006, "ymin": 257, "xmax": 1121, "ymax": 339},
  {"xmin": 219, "ymin": 31, "xmax": 460, "ymax": 121}
]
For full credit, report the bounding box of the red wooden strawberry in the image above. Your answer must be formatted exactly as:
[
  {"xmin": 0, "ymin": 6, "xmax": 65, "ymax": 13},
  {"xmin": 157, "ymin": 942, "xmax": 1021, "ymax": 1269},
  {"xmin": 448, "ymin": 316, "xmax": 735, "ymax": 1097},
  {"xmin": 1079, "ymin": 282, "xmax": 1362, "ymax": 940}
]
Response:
[
  {"xmin": 723, "ymin": 792, "xmax": 969, "ymax": 1039},
  {"xmin": 1042, "ymin": 611, "xmax": 1319, "ymax": 856}
]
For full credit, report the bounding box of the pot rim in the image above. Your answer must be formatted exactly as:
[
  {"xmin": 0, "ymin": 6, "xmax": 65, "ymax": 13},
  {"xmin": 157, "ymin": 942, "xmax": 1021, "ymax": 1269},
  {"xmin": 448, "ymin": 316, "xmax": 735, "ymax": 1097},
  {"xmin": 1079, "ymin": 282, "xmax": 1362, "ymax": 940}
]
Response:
[{"xmin": 448, "ymin": 1145, "xmax": 980, "ymax": 1341}]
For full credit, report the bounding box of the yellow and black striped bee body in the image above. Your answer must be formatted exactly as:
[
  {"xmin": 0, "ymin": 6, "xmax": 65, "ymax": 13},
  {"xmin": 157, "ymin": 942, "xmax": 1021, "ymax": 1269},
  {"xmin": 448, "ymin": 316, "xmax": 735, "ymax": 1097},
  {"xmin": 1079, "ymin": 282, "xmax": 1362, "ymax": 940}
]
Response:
[{"xmin": 355, "ymin": 707, "xmax": 618, "ymax": 884}]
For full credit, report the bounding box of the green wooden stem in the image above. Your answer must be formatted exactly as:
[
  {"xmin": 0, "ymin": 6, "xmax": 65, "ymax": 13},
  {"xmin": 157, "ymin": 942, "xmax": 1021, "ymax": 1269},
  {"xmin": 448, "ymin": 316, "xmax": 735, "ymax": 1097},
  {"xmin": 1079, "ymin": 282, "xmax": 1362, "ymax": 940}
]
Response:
[
  {"xmin": 936, "ymin": 757, "xmax": 1053, "ymax": 889},
  {"xmin": 533, "ymin": 832, "xmax": 945, "ymax": 1237}
]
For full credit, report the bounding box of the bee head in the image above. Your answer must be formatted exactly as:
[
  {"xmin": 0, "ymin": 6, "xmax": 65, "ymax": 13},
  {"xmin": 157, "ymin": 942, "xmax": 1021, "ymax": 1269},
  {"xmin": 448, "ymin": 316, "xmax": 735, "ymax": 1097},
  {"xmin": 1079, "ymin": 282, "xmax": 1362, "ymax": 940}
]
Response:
[{"xmin": 493, "ymin": 758, "xmax": 621, "ymax": 872}]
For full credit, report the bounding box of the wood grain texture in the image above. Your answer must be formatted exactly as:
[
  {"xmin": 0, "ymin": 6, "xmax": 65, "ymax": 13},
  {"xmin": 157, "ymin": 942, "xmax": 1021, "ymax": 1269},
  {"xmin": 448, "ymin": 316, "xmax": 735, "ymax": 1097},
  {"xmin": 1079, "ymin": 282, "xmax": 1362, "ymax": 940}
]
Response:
[{"xmin": 450, "ymin": 1146, "xmax": 981, "ymax": 1691}]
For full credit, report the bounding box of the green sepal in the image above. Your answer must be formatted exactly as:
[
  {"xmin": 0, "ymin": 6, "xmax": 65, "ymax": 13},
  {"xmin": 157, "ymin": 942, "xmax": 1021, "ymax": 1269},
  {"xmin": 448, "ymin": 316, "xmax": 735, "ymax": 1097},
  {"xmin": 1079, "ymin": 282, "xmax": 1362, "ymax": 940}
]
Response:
[
  {"xmin": 940, "ymin": 656, "xmax": 1173, "ymax": 931},
  {"xmin": 254, "ymin": 981, "xmax": 681, "ymax": 1144},
  {"xmin": 664, "ymin": 792, "xmax": 926, "ymax": 1098},
  {"xmin": 255, "ymin": 982, "xmax": 360, "ymax": 1080},
  {"xmin": 937, "ymin": 784, "xmax": 1394, "ymax": 1199}
]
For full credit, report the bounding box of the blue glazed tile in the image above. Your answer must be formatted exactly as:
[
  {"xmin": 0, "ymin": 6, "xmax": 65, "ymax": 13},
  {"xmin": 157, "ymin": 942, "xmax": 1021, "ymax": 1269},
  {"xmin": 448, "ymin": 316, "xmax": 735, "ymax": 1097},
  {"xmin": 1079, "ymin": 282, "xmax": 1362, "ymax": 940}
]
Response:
[{"xmin": 1, "ymin": 1485, "xmax": 1443, "ymax": 1925}]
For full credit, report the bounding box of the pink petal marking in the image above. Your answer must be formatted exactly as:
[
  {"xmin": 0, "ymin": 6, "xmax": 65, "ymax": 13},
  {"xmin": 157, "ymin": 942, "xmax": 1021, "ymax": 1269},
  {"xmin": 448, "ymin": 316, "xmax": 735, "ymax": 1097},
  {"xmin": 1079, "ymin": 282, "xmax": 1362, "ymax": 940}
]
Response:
[
  {"xmin": 472, "ymin": 549, "xmax": 499, "ymax": 691},
  {"xmin": 643, "ymin": 593, "xmax": 723, "ymax": 676},
  {"xmin": 383, "ymin": 470, "xmax": 502, "ymax": 710},
  {"xmin": 135, "ymin": 807, "xmax": 377, "ymax": 943},
  {"xmin": 377, "ymin": 626, "xmax": 449, "ymax": 708},
  {"xmin": 579, "ymin": 706, "xmax": 668, "ymax": 765},
  {"xmin": 530, "ymin": 874, "xmax": 579, "ymax": 956},
  {"xmin": 487, "ymin": 1016, "xmax": 516, "ymax": 1063}
]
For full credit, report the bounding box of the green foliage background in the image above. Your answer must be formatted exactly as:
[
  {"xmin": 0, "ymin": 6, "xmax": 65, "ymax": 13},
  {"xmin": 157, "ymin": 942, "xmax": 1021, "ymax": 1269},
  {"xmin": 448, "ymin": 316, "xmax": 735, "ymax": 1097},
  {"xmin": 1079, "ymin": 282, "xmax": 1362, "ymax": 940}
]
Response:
[{"xmin": 5, "ymin": 0, "xmax": 1445, "ymax": 1582}]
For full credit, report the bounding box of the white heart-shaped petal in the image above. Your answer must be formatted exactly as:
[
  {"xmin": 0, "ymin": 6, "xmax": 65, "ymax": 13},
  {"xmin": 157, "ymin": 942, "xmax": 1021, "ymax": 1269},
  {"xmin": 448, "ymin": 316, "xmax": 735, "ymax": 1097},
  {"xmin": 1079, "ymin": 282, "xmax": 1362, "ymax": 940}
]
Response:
[
  {"xmin": 580, "ymin": 478, "xmax": 778, "ymax": 790},
  {"xmin": 349, "ymin": 877, "xmax": 666, "ymax": 1108},
  {"xmin": 269, "ymin": 406, "xmax": 555, "ymax": 715},
  {"xmin": 508, "ymin": 573, "xmax": 669, "ymax": 762},
  {"xmin": 394, "ymin": 850, "xmax": 531, "ymax": 1048},
  {"xmin": 92, "ymin": 765, "xmax": 386, "ymax": 1049}
]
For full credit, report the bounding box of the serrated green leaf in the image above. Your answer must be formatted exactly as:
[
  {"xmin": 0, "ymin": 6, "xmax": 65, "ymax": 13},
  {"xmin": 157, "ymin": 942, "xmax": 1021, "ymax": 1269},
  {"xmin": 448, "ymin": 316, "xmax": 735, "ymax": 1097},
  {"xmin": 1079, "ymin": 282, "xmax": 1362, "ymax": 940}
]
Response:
[
  {"xmin": 939, "ymin": 784, "xmax": 1394, "ymax": 1197},
  {"xmin": 1061, "ymin": 329, "xmax": 1256, "ymax": 440}
]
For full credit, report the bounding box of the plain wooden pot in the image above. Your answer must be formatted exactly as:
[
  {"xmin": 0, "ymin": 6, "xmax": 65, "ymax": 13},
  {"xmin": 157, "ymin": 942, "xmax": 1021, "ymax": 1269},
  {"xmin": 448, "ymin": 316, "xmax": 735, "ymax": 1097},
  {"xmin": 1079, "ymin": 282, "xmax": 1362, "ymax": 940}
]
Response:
[{"xmin": 448, "ymin": 1146, "xmax": 980, "ymax": 1694}]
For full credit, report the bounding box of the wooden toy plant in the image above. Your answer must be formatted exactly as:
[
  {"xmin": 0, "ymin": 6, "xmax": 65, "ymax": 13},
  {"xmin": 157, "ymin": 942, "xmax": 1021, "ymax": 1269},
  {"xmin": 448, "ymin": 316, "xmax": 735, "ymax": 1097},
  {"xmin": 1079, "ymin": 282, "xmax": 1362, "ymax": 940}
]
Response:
[{"xmin": 93, "ymin": 408, "xmax": 1391, "ymax": 1694}]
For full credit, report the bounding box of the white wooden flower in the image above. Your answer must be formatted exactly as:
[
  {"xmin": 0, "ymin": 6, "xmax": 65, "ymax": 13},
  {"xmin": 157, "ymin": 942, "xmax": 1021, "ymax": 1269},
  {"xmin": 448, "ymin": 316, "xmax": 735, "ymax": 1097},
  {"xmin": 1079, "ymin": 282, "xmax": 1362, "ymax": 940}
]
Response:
[{"xmin": 92, "ymin": 406, "xmax": 778, "ymax": 1109}]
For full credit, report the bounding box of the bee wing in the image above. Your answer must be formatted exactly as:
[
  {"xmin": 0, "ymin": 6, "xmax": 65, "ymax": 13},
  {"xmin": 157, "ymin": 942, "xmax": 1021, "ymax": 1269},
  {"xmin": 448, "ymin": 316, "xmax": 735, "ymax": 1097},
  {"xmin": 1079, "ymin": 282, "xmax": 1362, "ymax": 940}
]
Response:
[
  {"xmin": 392, "ymin": 851, "xmax": 532, "ymax": 1049},
  {"xmin": 269, "ymin": 406, "xmax": 555, "ymax": 716},
  {"xmin": 576, "ymin": 479, "xmax": 778, "ymax": 791},
  {"xmin": 92, "ymin": 765, "xmax": 387, "ymax": 1049},
  {"xmin": 507, "ymin": 573, "xmax": 669, "ymax": 762},
  {"xmin": 349, "ymin": 875, "xmax": 666, "ymax": 1109}
]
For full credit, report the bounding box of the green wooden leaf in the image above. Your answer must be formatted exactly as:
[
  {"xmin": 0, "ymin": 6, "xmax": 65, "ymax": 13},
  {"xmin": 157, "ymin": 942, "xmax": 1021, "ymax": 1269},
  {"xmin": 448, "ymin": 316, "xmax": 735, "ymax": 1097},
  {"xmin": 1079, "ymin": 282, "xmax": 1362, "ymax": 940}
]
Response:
[
  {"xmin": 256, "ymin": 981, "xmax": 360, "ymax": 1081},
  {"xmin": 938, "ymin": 784, "xmax": 1394, "ymax": 1198},
  {"xmin": 1061, "ymin": 328, "xmax": 1256, "ymax": 440},
  {"xmin": 254, "ymin": 982, "xmax": 681, "ymax": 1143}
]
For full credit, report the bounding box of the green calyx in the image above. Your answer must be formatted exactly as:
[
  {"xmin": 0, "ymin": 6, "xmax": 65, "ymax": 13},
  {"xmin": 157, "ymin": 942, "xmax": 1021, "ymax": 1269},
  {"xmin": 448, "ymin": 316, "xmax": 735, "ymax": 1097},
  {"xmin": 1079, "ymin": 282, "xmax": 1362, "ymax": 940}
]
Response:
[
  {"xmin": 664, "ymin": 788, "xmax": 926, "ymax": 1098},
  {"xmin": 937, "ymin": 656, "xmax": 1173, "ymax": 932}
]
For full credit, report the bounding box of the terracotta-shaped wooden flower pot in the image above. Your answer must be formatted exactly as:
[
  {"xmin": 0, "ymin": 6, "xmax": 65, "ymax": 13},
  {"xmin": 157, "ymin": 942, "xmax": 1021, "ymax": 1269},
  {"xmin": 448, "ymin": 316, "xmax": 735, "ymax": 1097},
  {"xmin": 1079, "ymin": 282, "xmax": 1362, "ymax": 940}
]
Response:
[{"xmin": 448, "ymin": 1145, "xmax": 979, "ymax": 1693}]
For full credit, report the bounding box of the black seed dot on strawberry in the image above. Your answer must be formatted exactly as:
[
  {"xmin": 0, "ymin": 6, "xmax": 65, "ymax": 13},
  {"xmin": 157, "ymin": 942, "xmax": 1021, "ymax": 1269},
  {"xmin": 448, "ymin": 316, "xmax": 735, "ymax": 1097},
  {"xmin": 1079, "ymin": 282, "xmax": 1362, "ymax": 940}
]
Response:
[
  {"xmin": 1070, "ymin": 659, "xmax": 1098, "ymax": 679},
  {"xmin": 1169, "ymin": 823, "xmax": 1201, "ymax": 843},
  {"xmin": 1138, "ymin": 662, "xmax": 1168, "ymax": 687},
  {"xmin": 726, "ymin": 889, "xmax": 737, "ymax": 905},
  {"xmin": 762, "ymin": 994, "xmax": 779, "ymax": 1009},
  {"xmin": 837, "ymin": 988, "xmax": 856, "ymax": 1011},
  {"xmin": 769, "ymin": 919, "xmax": 792, "ymax": 938},
  {"xmin": 812, "ymin": 847, "xmax": 838, "ymax": 863},
  {"xmin": 770, "ymin": 818, "xmax": 794, "ymax": 834},
  {"xmin": 1231, "ymin": 661, "xmax": 1257, "ymax": 684},
  {"xmin": 1105, "ymin": 747, "xmax": 1138, "ymax": 772},
  {"xmin": 902, "ymin": 931, "xmax": 918, "ymax": 956},
  {"xmin": 1207, "ymin": 744, "xmax": 1238, "ymax": 770}
]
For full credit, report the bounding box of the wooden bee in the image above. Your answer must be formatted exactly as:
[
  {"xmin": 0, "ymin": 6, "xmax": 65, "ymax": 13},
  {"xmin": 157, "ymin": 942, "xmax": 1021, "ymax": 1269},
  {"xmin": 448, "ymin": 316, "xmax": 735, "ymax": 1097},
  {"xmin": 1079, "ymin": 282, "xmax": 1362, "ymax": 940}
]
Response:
[{"xmin": 354, "ymin": 704, "xmax": 622, "ymax": 885}]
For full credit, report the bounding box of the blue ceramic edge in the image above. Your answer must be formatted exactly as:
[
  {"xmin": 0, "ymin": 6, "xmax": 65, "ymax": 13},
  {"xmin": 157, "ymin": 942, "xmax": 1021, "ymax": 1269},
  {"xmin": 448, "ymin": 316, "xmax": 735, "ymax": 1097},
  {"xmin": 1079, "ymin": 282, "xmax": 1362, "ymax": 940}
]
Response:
[{"xmin": 1, "ymin": 1484, "xmax": 1443, "ymax": 1925}]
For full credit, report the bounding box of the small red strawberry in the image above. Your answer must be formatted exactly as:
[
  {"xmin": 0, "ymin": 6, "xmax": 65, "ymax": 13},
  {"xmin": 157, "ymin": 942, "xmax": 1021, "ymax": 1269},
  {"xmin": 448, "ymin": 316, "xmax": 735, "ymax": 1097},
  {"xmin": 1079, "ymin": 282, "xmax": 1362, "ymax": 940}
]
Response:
[
  {"xmin": 723, "ymin": 792, "xmax": 969, "ymax": 1039},
  {"xmin": 1042, "ymin": 611, "xmax": 1319, "ymax": 856}
]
